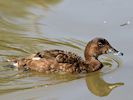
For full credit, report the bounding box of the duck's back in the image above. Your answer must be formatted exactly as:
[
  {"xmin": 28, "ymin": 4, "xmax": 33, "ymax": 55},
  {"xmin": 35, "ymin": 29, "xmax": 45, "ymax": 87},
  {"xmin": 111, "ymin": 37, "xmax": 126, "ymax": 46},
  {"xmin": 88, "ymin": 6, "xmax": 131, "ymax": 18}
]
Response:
[
  {"xmin": 15, "ymin": 50, "xmax": 85, "ymax": 73},
  {"xmin": 35, "ymin": 50, "xmax": 82, "ymax": 64}
]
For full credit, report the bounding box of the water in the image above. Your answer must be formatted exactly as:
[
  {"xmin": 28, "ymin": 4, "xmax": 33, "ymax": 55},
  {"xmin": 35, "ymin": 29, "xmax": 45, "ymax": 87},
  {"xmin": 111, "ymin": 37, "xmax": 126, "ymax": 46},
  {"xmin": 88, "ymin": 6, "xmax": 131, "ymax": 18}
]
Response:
[{"xmin": 0, "ymin": 0, "xmax": 133, "ymax": 100}]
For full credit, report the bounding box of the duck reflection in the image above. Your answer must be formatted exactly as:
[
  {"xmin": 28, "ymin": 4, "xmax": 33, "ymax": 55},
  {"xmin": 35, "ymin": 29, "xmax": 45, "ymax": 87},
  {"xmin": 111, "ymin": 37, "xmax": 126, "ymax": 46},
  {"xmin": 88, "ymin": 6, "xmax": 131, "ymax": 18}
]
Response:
[{"xmin": 85, "ymin": 72, "xmax": 124, "ymax": 97}]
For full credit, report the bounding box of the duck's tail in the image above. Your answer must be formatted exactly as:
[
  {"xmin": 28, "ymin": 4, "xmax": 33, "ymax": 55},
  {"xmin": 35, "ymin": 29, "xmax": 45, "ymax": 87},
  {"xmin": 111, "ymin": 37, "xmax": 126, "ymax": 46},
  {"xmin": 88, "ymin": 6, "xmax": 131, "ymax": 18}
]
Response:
[{"xmin": 6, "ymin": 58, "xmax": 19, "ymax": 67}]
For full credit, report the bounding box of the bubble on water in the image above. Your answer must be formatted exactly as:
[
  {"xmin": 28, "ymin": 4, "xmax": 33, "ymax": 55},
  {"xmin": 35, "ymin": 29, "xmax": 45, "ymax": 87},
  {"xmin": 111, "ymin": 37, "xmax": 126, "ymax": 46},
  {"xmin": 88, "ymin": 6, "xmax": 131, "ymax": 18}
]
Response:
[
  {"xmin": 103, "ymin": 21, "xmax": 107, "ymax": 24},
  {"xmin": 127, "ymin": 21, "xmax": 131, "ymax": 24}
]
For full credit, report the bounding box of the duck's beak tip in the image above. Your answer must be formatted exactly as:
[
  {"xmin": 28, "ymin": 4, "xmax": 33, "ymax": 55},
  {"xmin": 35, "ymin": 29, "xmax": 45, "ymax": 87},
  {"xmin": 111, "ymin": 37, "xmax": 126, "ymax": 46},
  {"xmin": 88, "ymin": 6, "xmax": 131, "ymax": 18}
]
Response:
[
  {"xmin": 113, "ymin": 51, "xmax": 124, "ymax": 56},
  {"xmin": 120, "ymin": 52, "xmax": 124, "ymax": 56},
  {"xmin": 107, "ymin": 48, "xmax": 124, "ymax": 56}
]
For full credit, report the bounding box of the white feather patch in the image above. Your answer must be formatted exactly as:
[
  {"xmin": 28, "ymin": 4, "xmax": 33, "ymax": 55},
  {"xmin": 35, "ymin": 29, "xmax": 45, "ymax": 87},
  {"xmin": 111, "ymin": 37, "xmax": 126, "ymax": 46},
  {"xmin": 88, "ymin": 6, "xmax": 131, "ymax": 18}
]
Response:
[
  {"xmin": 13, "ymin": 63, "xmax": 18, "ymax": 67},
  {"xmin": 32, "ymin": 57, "xmax": 41, "ymax": 60}
]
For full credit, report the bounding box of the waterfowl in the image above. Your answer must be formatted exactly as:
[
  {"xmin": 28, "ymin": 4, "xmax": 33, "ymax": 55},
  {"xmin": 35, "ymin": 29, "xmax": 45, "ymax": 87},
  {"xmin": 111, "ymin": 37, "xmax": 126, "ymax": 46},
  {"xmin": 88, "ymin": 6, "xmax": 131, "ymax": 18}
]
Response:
[{"xmin": 10, "ymin": 38, "xmax": 123, "ymax": 73}]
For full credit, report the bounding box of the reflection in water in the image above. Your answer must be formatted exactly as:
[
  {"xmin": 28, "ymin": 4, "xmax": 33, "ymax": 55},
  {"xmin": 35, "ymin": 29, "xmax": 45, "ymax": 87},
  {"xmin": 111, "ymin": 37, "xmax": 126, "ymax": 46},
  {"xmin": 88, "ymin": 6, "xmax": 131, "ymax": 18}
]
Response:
[
  {"xmin": 86, "ymin": 72, "xmax": 124, "ymax": 96},
  {"xmin": 0, "ymin": 68, "xmax": 83, "ymax": 94},
  {"xmin": 0, "ymin": 0, "xmax": 63, "ymax": 59},
  {"xmin": 0, "ymin": 0, "xmax": 62, "ymax": 17},
  {"xmin": 0, "ymin": 0, "xmax": 62, "ymax": 35},
  {"xmin": 85, "ymin": 59, "xmax": 124, "ymax": 97}
]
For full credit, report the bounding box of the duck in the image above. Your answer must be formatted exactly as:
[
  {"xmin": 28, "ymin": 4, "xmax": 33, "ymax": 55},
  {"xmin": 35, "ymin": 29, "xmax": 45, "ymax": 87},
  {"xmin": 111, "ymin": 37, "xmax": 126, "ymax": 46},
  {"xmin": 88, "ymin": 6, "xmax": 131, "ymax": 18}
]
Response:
[{"xmin": 10, "ymin": 37, "xmax": 123, "ymax": 73}]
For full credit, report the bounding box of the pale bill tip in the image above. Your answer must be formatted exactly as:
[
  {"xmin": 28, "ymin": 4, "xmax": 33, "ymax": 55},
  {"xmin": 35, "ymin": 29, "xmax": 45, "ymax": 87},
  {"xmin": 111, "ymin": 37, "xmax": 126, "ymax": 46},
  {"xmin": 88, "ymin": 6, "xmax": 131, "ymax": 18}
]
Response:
[{"xmin": 114, "ymin": 51, "xmax": 124, "ymax": 56}]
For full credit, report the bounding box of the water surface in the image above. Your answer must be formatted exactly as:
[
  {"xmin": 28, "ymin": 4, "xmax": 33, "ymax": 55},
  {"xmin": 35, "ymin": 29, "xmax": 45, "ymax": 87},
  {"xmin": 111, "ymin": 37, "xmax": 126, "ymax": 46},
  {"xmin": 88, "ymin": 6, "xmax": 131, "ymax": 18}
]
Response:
[{"xmin": 0, "ymin": 0, "xmax": 133, "ymax": 100}]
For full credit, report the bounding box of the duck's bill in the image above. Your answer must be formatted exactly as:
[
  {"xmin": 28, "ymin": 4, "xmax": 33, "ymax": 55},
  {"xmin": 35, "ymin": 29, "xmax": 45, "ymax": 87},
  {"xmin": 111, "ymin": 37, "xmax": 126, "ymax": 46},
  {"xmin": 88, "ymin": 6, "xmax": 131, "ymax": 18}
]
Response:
[{"xmin": 107, "ymin": 48, "xmax": 124, "ymax": 56}]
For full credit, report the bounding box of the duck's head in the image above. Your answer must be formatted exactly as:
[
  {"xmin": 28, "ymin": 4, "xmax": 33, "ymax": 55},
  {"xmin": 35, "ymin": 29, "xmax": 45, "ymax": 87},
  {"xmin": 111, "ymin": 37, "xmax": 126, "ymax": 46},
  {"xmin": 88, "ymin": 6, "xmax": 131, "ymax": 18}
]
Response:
[{"xmin": 84, "ymin": 37, "xmax": 123, "ymax": 60}]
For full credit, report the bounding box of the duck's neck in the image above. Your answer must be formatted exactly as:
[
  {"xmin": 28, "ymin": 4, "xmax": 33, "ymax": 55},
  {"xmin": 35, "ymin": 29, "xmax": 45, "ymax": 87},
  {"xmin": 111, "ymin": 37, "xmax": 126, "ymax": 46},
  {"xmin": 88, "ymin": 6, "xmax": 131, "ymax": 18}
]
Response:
[
  {"xmin": 83, "ymin": 42, "xmax": 102, "ymax": 72},
  {"xmin": 83, "ymin": 56, "xmax": 102, "ymax": 72},
  {"xmin": 84, "ymin": 41, "xmax": 98, "ymax": 61}
]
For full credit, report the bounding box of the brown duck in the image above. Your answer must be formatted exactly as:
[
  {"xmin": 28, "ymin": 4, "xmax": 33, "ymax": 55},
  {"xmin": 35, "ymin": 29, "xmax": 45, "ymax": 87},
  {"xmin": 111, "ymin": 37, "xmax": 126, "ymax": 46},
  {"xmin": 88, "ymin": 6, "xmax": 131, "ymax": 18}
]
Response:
[{"xmin": 11, "ymin": 38, "xmax": 123, "ymax": 73}]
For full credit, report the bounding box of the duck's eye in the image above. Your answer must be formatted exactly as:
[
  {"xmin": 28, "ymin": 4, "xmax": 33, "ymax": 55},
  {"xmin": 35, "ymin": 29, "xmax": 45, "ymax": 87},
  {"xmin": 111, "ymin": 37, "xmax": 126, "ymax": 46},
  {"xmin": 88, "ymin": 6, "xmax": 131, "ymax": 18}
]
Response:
[{"xmin": 98, "ymin": 42, "xmax": 104, "ymax": 47}]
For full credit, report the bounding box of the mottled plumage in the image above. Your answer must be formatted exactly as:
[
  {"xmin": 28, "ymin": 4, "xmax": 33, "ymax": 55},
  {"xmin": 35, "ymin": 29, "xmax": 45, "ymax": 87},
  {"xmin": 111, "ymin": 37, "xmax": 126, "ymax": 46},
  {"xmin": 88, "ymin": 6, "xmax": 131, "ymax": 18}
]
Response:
[
  {"xmin": 10, "ymin": 38, "xmax": 123, "ymax": 73},
  {"xmin": 35, "ymin": 50, "xmax": 82, "ymax": 64}
]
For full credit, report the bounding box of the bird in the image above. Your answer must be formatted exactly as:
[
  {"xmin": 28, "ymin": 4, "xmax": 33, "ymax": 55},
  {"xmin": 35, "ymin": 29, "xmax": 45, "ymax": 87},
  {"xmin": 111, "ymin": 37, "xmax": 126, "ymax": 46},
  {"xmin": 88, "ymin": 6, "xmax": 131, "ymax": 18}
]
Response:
[{"xmin": 9, "ymin": 37, "xmax": 123, "ymax": 73}]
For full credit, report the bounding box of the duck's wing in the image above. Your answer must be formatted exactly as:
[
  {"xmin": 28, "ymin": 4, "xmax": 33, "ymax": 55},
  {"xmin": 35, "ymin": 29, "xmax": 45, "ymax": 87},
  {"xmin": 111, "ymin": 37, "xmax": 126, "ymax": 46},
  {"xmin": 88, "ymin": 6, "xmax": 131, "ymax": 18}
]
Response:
[{"xmin": 34, "ymin": 49, "xmax": 82, "ymax": 64}]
